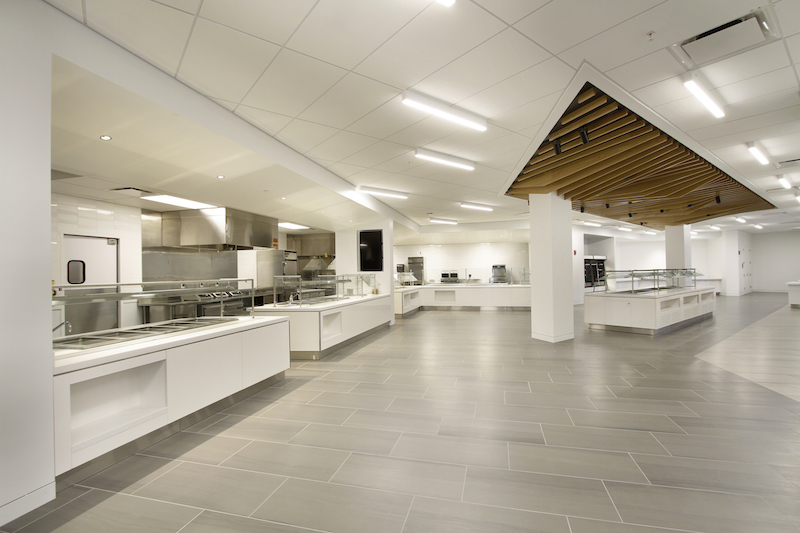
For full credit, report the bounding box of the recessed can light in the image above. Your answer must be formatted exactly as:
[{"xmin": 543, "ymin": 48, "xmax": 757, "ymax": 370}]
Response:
[
  {"xmin": 99, "ymin": 135, "xmax": 112, "ymax": 141},
  {"xmin": 217, "ymin": 175, "xmax": 225, "ymax": 180}
]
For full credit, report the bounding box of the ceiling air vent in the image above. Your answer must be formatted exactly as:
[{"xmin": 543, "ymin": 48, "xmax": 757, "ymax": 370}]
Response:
[
  {"xmin": 110, "ymin": 187, "xmax": 151, "ymax": 197},
  {"xmin": 670, "ymin": 11, "xmax": 773, "ymax": 67},
  {"xmin": 777, "ymin": 158, "xmax": 800, "ymax": 169}
]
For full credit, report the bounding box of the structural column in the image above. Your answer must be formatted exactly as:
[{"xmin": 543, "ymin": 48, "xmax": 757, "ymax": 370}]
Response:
[
  {"xmin": 529, "ymin": 193, "xmax": 574, "ymax": 343},
  {"xmin": 665, "ymin": 225, "xmax": 692, "ymax": 269}
]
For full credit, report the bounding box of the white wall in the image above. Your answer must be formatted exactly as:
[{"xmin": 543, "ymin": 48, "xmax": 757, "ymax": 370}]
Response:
[
  {"xmin": 752, "ymin": 232, "xmax": 800, "ymax": 292},
  {"xmin": 0, "ymin": 0, "xmax": 56, "ymax": 522},
  {"xmin": 394, "ymin": 242, "xmax": 529, "ymax": 284},
  {"xmin": 616, "ymin": 240, "xmax": 665, "ymax": 270}
]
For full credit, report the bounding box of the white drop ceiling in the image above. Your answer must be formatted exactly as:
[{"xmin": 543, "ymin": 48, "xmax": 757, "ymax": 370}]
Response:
[{"xmin": 45, "ymin": 0, "xmax": 800, "ymax": 243}]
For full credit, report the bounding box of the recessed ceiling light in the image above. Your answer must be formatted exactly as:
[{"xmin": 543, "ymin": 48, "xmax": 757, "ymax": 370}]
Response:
[
  {"xmin": 415, "ymin": 148, "xmax": 475, "ymax": 170},
  {"xmin": 460, "ymin": 202, "xmax": 493, "ymax": 211},
  {"xmin": 402, "ymin": 90, "xmax": 486, "ymax": 131},
  {"xmin": 429, "ymin": 217, "xmax": 457, "ymax": 225},
  {"xmin": 281, "ymin": 197, "xmax": 287, "ymax": 200},
  {"xmin": 99, "ymin": 135, "xmax": 112, "ymax": 141},
  {"xmin": 710, "ymin": 225, "xmax": 721, "ymax": 230},
  {"xmin": 217, "ymin": 175, "xmax": 225, "ymax": 180},
  {"xmin": 683, "ymin": 72, "xmax": 724, "ymax": 118},
  {"xmin": 747, "ymin": 142, "xmax": 770, "ymax": 165},
  {"xmin": 358, "ymin": 186, "xmax": 408, "ymax": 199},
  {"xmin": 141, "ymin": 195, "xmax": 216, "ymax": 209},
  {"xmin": 753, "ymin": 224, "xmax": 763, "ymax": 229},
  {"xmin": 734, "ymin": 217, "xmax": 746, "ymax": 223},
  {"xmin": 278, "ymin": 222, "xmax": 309, "ymax": 230}
]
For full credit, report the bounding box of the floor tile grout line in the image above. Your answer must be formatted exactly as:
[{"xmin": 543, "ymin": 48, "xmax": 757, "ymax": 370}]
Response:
[
  {"xmin": 601, "ymin": 479, "xmax": 624, "ymax": 523},
  {"xmin": 247, "ymin": 476, "xmax": 290, "ymax": 519},
  {"xmin": 127, "ymin": 458, "xmax": 185, "ymax": 497}
]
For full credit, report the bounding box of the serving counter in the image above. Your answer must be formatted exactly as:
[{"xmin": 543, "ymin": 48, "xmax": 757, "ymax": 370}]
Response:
[
  {"xmin": 584, "ymin": 287, "xmax": 715, "ymax": 334},
  {"xmin": 253, "ymin": 293, "xmax": 392, "ymax": 359},
  {"xmin": 418, "ymin": 284, "xmax": 530, "ymax": 309},
  {"xmin": 788, "ymin": 281, "xmax": 800, "ymax": 308}
]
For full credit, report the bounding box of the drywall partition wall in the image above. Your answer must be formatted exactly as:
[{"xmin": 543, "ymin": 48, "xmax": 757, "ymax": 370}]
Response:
[
  {"xmin": 394, "ymin": 242, "xmax": 529, "ymax": 284},
  {"xmin": 616, "ymin": 240, "xmax": 666, "ymax": 270},
  {"xmin": 0, "ymin": 0, "xmax": 56, "ymax": 523},
  {"xmin": 752, "ymin": 232, "xmax": 800, "ymax": 292},
  {"xmin": 572, "ymin": 227, "xmax": 585, "ymax": 305},
  {"xmin": 721, "ymin": 230, "xmax": 753, "ymax": 296}
]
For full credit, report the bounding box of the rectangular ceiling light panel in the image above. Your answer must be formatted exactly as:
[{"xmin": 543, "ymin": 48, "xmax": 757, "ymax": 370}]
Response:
[{"xmin": 141, "ymin": 195, "xmax": 216, "ymax": 209}]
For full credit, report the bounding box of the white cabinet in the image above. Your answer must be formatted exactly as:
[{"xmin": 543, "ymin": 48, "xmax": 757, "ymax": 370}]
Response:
[{"xmin": 585, "ymin": 289, "xmax": 715, "ymax": 334}]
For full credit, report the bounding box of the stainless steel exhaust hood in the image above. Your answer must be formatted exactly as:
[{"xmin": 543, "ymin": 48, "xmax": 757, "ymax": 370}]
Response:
[{"xmin": 143, "ymin": 208, "xmax": 278, "ymax": 249}]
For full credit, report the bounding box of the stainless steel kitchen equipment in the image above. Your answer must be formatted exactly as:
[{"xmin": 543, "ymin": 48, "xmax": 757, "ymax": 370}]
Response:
[
  {"xmin": 408, "ymin": 257, "xmax": 424, "ymax": 284},
  {"xmin": 489, "ymin": 265, "xmax": 508, "ymax": 284},
  {"xmin": 584, "ymin": 256, "xmax": 606, "ymax": 288}
]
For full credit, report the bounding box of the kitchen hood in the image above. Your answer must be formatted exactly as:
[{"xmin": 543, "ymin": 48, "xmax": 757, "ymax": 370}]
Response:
[{"xmin": 143, "ymin": 208, "xmax": 278, "ymax": 249}]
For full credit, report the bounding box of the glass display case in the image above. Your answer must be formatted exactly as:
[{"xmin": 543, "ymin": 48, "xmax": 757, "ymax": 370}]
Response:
[
  {"xmin": 51, "ymin": 279, "xmax": 255, "ymax": 355},
  {"xmin": 272, "ymin": 274, "xmax": 377, "ymax": 306},
  {"xmin": 602, "ymin": 269, "xmax": 701, "ymax": 294},
  {"xmin": 394, "ymin": 272, "xmax": 419, "ymax": 286}
]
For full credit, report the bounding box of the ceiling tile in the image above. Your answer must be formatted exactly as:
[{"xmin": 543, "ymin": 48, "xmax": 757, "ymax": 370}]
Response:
[
  {"xmin": 428, "ymin": 124, "xmax": 519, "ymax": 155},
  {"xmin": 715, "ymin": 67, "xmax": 798, "ymax": 105},
  {"xmin": 156, "ymin": 0, "xmax": 201, "ymax": 14},
  {"xmin": 298, "ymin": 73, "xmax": 398, "ymax": 129},
  {"xmin": 631, "ymin": 76, "xmax": 687, "ymax": 108},
  {"xmin": 557, "ymin": 0, "xmax": 765, "ymax": 72},
  {"xmin": 776, "ymin": 0, "xmax": 800, "ymax": 37},
  {"xmin": 472, "ymin": 0, "xmax": 549, "ymax": 24},
  {"xmin": 692, "ymin": 106, "xmax": 800, "ymax": 144},
  {"xmin": 211, "ymin": 98, "xmax": 238, "ymax": 111},
  {"xmin": 346, "ymin": 96, "xmax": 426, "ymax": 139},
  {"xmin": 44, "ymin": 0, "xmax": 83, "ymax": 21},
  {"xmin": 85, "ymin": 0, "xmax": 195, "ymax": 75},
  {"xmin": 606, "ymin": 49, "xmax": 685, "ymax": 92},
  {"xmin": 488, "ymin": 91, "xmax": 561, "ymax": 133},
  {"xmin": 241, "ymin": 49, "xmax": 347, "ymax": 116},
  {"xmin": 275, "ymin": 119, "xmax": 340, "ymax": 154},
  {"xmin": 341, "ymin": 141, "xmax": 411, "ymax": 168},
  {"xmin": 326, "ymin": 162, "xmax": 368, "ymax": 179},
  {"xmin": 460, "ymin": 57, "xmax": 575, "ymax": 118},
  {"xmin": 514, "ymin": 0, "xmax": 661, "ymax": 55},
  {"xmin": 386, "ymin": 117, "xmax": 462, "ymax": 147},
  {"xmin": 177, "ymin": 19, "xmax": 280, "ymax": 103},
  {"xmin": 412, "ymin": 28, "xmax": 552, "ymax": 104},
  {"xmin": 199, "ymin": 0, "xmax": 315, "ymax": 45},
  {"xmin": 353, "ymin": 0, "xmax": 507, "ymax": 88},
  {"xmin": 699, "ymin": 42, "xmax": 791, "ymax": 89},
  {"xmin": 305, "ymin": 131, "xmax": 379, "ymax": 162},
  {"xmin": 286, "ymin": 0, "xmax": 430, "ymax": 70},
  {"xmin": 786, "ymin": 33, "xmax": 800, "ymax": 64},
  {"xmin": 235, "ymin": 106, "xmax": 294, "ymax": 136}
]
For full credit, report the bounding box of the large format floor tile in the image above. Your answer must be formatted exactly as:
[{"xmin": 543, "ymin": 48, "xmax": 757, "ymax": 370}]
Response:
[{"xmin": 7, "ymin": 294, "xmax": 800, "ymax": 533}]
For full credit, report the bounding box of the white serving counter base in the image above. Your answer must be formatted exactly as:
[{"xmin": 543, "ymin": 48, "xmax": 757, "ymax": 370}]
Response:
[
  {"xmin": 253, "ymin": 294, "xmax": 392, "ymax": 359},
  {"xmin": 788, "ymin": 281, "xmax": 800, "ymax": 308},
  {"xmin": 53, "ymin": 316, "xmax": 289, "ymax": 475},
  {"xmin": 417, "ymin": 284, "xmax": 531, "ymax": 309},
  {"xmin": 585, "ymin": 287, "xmax": 716, "ymax": 335}
]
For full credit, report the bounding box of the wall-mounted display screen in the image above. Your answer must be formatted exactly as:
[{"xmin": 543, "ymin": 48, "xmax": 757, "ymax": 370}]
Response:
[{"xmin": 359, "ymin": 230, "xmax": 383, "ymax": 272}]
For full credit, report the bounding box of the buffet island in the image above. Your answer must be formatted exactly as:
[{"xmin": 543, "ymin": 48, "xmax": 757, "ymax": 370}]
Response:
[
  {"xmin": 788, "ymin": 281, "xmax": 800, "ymax": 308},
  {"xmin": 51, "ymin": 279, "xmax": 289, "ymax": 476},
  {"xmin": 252, "ymin": 275, "xmax": 392, "ymax": 360},
  {"xmin": 584, "ymin": 269, "xmax": 716, "ymax": 335}
]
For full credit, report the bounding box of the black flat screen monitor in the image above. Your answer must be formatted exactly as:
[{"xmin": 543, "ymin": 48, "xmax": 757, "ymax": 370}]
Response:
[{"xmin": 359, "ymin": 230, "xmax": 383, "ymax": 272}]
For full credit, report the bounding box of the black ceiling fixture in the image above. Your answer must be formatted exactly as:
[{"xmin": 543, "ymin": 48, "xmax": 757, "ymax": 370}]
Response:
[
  {"xmin": 579, "ymin": 127, "xmax": 589, "ymax": 144},
  {"xmin": 716, "ymin": 196, "xmax": 721, "ymax": 203},
  {"xmin": 553, "ymin": 140, "xmax": 562, "ymax": 155}
]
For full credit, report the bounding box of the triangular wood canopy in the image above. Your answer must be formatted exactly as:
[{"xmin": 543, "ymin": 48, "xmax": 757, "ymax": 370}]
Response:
[{"xmin": 506, "ymin": 84, "xmax": 774, "ymax": 230}]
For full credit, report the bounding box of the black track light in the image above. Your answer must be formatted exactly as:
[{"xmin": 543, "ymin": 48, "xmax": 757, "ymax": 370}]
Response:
[
  {"xmin": 580, "ymin": 206, "xmax": 585, "ymax": 213},
  {"xmin": 605, "ymin": 203, "xmax": 609, "ymax": 208},
  {"xmin": 579, "ymin": 128, "xmax": 589, "ymax": 144},
  {"xmin": 715, "ymin": 196, "xmax": 721, "ymax": 204},
  {"xmin": 553, "ymin": 140, "xmax": 562, "ymax": 155}
]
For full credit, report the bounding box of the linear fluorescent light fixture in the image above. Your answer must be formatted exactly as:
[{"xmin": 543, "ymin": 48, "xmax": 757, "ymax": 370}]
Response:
[
  {"xmin": 644, "ymin": 231, "xmax": 657, "ymax": 235},
  {"xmin": 415, "ymin": 148, "xmax": 475, "ymax": 170},
  {"xmin": 747, "ymin": 142, "xmax": 770, "ymax": 165},
  {"xmin": 429, "ymin": 217, "xmax": 457, "ymax": 225},
  {"xmin": 796, "ymin": 195, "xmax": 800, "ymax": 203},
  {"xmin": 278, "ymin": 222, "xmax": 310, "ymax": 230},
  {"xmin": 754, "ymin": 224, "xmax": 763, "ymax": 229},
  {"xmin": 358, "ymin": 186, "xmax": 408, "ymax": 199},
  {"xmin": 437, "ymin": 0, "xmax": 455, "ymax": 5},
  {"xmin": 778, "ymin": 176, "xmax": 791, "ymax": 189},
  {"xmin": 683, "ymin": 72, "xmax": 725, "ymax": 118},
  {"xmin": 710, "ymin": 225, "xmax": 721, "ymax": 230},
  {"xmin": 141, "ymin": 195, "xmax": 216, "ymax": 209},
  {"xmin": 735, "ymin": 217, "xmax": 746, "ymax": 223},
  {"xmin": 583, "ymin": 221, "xmax": 601, "ymax": 227},
  {"xmin": 691, "ymin": 231, "xmax": 698, "ymax": 235},
  {"xmin": 460, "ymin": 202, "xmax": 493, "ymax": 211},
  {"xmin": 617, "ymin": 227, "xmax": 633, "ymax": 232},
  {"xmin": 402, "ymin": 90, "xmax": 487, "ymax": 131}
]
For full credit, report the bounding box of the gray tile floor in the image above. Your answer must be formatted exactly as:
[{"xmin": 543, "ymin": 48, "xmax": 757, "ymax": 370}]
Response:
[{"xmin": 5, "ymin": 293, "xmax": 800, "ymax": 533}]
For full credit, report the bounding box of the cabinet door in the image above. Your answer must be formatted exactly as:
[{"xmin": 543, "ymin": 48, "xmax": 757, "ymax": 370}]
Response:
[
  {"xmin": 629, "ymin": 300, "xmax": 655, "ymax": 329},
  {"xmin": 167, "ymin": 334, "xmax": 243, "ymax": 421},
  {"xmin": 242, "ymin": 322, "xmax": 289, "ymax": 388},
  {"xmin": 605, "ymin": 299, "xmax": 631, "ymax": 326}
]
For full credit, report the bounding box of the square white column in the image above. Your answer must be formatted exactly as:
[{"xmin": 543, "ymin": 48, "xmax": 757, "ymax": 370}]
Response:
[
  {"xmin": 529, "ymin": 193, "xmax": 574, "ymax": 343},
  {"xmin": 665, "ymin": 225, "xmax": 692, "ymax": 269}
]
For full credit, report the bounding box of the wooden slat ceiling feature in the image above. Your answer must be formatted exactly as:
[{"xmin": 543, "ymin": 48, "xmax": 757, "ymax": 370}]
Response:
[{"xmin": 506, "ymin": 84, "xmax": 774, "ymax": 230}]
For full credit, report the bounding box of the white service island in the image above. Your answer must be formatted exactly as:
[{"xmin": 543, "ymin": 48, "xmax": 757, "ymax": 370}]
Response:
[
  {"xmin": 419, "ymin": 284, "xmax": 531, "ymax": 308},
  {"xmin": 254, "ymin": 294, "xmax": 393, "ymax": 359},
  {"xmin": 788, "ymin": 281, "xmax": 800, "ymax": 308},
  {"xmin": 53, "ymin": 315, "xmax": 289, "ymax": 476},
  {"xmin": 584, "ymin": 287, "xmax": 716, "ymax": 334}
]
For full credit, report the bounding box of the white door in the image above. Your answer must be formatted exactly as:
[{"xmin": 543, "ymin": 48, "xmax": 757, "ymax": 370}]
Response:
[{"xmin": 61, "ymin": 235, "xmax": 119, "ymax": 335}]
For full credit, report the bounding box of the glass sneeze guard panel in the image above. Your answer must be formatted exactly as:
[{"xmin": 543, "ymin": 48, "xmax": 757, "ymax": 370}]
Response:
[{"xmin": 601, "ymin": 269, "xmax": 702, "ymax": 294}]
